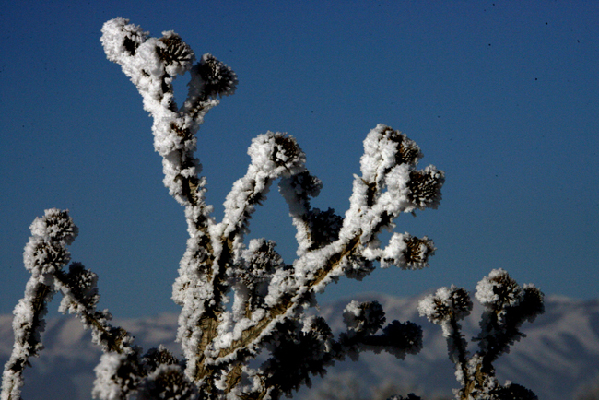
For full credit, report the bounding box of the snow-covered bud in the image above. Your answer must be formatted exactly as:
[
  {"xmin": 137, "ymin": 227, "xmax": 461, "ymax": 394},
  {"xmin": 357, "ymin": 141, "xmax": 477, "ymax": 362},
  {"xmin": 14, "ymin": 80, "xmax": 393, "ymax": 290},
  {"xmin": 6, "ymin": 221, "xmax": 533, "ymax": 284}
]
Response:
[
  {"xmin": 237, "ymin": 240, "xmax": 285, "ymax": 312},
  {"xmin": 475, "ymin": 268, "xmax": 522, "ymax": 310},
  {"xmin": 407, "ymin": 166, "xmax": 444, "ymax": 210},
  {"xmin": 404, "ymin": 235, "xmax": 436, "ymax": 269},
  {"xmin": 418, "ymin": 286, "xmax": 473, "ymax": 325},
  {"xmin": 23, "ymin": 239, "xmax": 70, "ymax": 278},
  {"xmin": 380, "ymin": 233, "xmax": 436, "ymax": 269},
  {"xmin": 360, "ymin": 125, "xmax": 423, "ymax": 182},
  {"xmin": 273, "ymin": 134, "xmax": 304, "ymax": 170},
  {"xmin": 24, "ymin": 209, "xmax": 77, "ymax": 279},
  {"xmin": 278, "ymin": 172, "xmax": 337, "ymax": 254},
  {"xmin": 248, "ymin": 132, "xmax": 306, "ymax": 175},
  {"xmin": 100, "ymin": 18, "xmax": 148, "ymax": 62},
  {"xmin": 157, "ymin": 30, "xmax": 195, "ymax": 76},
  {"xmin": 343, "ymin": 300, "xmax": 385, "ymax": 336},
  {"xmin": 60, "ymin": 263, "xmax": 100, "ymax": 311},
  {"xmin": 278, "ymin": 171, "xmax": 323, "ymax": 217},
  {"xmin": 92, "ymin": 352, "xmax": 142, "ymax": 400},
  {"xmin": 378, "ymin": 125, "xmax": 422, "ymax": 167},
  {"xmin": 1, "ymin": 211, "xmax": 82, "ymax": 400},
  {"xmin": 29, "ymin": 208, "xmax": 78, "ymax": 244},
  {"xmin": 192, "ymin": 53, "xmax": 238, "ymax": 99}
]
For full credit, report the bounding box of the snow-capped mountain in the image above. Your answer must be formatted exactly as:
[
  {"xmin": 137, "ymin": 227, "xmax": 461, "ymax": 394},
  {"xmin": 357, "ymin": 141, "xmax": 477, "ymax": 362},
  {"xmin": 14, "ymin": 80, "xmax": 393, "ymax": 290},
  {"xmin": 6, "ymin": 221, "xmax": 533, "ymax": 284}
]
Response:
[{"xmin": 1, "ymin": 294, "xmax": 597, "ymax": 400}]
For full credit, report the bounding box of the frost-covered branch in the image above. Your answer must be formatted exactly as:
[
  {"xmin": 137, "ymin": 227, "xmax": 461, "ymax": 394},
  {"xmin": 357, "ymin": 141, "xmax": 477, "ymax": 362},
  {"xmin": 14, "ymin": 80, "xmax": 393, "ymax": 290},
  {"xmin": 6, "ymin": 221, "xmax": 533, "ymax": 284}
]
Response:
[
  {"xmin": 0, "ymin": 209, "xmax": 139, "ymax": 400},
  {"xmin": 418, "ymin": 269, "xmax": 545, "ymax": 400},
  {"xmin": 1, "ymin": 209, "xmax": 76, "ymax": 400},
  {"xmin": 1, "ymin": 209, "xmax": 199, "ymax": 400},
  {"xmin": 4, "ymin": 17, "xmax": 448, "ymax": 400},
  {"xmin": 99, "ymin": 17, "xmax": 444, "ymax": 400}
]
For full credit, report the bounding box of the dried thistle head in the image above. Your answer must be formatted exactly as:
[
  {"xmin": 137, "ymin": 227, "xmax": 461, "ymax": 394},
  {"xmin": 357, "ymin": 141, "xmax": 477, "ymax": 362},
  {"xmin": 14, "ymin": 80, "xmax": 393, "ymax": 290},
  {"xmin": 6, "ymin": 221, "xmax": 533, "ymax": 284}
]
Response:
[
  {"xmin": 274, "ymin": 133, "xmax": 303, "ymax": 169},
  {"xmin": 29, "ymin": 208, "xmax": 78, "ymax": 244},
  {"xmin": 24, "ymin": 239, "xmax": 70, "ymax": 277},
  {"xmin": 407, "ymin": 167, "xmax": 444, "ymax": 210},
  {"xmin": 158, "ymin": 31, "xmax": 194, "ymax": 74},
  {"xmin": 195, "ymin": 53, "xmax": 238, "ymax": 98},
  {"xmin": 475, "ymin": 268, "xmax": 523, "ymax": 309},
  {"xmin": 379, "ymin": 126, "xmax": 422, "ymax": 166},
  {"xmin": 403, "ymin": 236, "xmax": 436, "ymax": 269},
  {"xmin": 418, "ymin": 286, "xmax": 473, "ymax": 324}
]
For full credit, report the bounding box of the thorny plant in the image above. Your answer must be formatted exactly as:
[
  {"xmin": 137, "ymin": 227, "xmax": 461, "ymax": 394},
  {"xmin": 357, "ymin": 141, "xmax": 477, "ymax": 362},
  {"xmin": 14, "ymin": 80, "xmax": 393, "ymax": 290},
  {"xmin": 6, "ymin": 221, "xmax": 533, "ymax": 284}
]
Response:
[
  {"xmin": 0, "ymin": 18, "xmax": 542, "ymax": 400},
  {"xmin": 417, "ymin": 269, "xmax": 545, "ymax": 400}
]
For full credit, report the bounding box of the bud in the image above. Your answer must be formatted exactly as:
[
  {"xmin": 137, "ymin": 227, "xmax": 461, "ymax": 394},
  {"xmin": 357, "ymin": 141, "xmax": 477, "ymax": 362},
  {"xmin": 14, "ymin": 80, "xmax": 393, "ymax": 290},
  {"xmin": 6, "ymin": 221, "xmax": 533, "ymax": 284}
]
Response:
[
  {"xmin": 418, "ymin": 286, "xmax": 473, "ymax": 324},
  {"xmin": 193, "ymin": 53, "xmax": 238, "ymax": 98},
  {"xmin": 407, "ymin": 166, "xmax": 444, "ymax": 210},
  {"xmin": 343, "ymin": 300, "xmax": 385, "ymax": 336},
  {"xmin": 158, "ymin": 31, "xmax": 195, "ymax": 76}
]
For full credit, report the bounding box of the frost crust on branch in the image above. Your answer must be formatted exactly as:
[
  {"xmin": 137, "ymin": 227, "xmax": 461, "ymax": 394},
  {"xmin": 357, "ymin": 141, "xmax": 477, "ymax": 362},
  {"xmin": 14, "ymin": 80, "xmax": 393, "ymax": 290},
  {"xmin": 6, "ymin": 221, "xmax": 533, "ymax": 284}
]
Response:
[
  {"xmin": 2, "ymin": 209, "xmax": 75, "ymax": 400},
  {"xmin": 98, "ymin": 18, "xmax": 446, "ymax": 399},
  {"xmin": 99, "ymin": 18, "xmax": 446, "ymax": 399}
]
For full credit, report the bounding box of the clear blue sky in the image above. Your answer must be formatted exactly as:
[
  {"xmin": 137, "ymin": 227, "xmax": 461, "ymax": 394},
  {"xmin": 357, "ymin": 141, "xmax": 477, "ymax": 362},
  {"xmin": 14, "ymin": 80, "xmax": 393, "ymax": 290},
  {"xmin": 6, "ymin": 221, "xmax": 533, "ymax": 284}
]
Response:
[{"xmin": 1, "ymin": 1, "xmax": 598, "ymax": 318}]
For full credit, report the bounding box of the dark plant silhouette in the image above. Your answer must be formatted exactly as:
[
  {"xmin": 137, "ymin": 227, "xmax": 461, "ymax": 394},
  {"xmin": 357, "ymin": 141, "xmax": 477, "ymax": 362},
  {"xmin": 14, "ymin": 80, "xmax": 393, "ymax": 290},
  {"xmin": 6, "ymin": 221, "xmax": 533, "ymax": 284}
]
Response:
[{"xmin": 418, "ymin": 269, "xmax": 545, "ymax": 400}]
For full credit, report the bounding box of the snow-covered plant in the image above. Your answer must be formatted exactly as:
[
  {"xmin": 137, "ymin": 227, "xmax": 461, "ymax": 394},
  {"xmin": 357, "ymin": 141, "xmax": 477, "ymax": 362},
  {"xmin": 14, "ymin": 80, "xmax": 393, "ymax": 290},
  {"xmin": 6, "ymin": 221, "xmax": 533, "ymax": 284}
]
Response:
[
  {"xmin": 1, "ymin": 18, "xmax": 445, "ymax": 400},
  {"xmin": 418, "ymin": 269, "xmax": 545, "ymax": 400},
  {"xmin": 1, "ymin": 208, "xmax": 139, "ymax": 400}
]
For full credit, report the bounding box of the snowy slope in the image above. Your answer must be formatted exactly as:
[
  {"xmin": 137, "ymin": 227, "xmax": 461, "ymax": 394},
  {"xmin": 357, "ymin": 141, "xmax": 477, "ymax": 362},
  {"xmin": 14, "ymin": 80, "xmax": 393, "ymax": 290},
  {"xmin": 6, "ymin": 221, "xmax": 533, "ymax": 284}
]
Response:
[{"xmin": 1, "ymin": 295, "xmax": 597, "ymax": 400}]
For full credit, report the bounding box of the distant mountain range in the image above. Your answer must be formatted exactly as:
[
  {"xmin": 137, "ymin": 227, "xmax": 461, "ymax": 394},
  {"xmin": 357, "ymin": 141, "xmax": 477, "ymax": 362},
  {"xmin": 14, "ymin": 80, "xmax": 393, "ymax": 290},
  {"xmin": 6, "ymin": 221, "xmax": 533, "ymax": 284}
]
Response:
[{"xmin": 1, "ymin": 293, "xmax": 598, "ymax": 400}]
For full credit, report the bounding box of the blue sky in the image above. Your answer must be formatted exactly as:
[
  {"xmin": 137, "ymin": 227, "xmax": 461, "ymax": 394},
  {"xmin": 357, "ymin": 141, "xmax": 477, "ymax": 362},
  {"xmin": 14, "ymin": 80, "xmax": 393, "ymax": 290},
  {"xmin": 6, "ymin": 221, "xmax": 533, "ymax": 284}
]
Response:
[{"xmin": 1, "ymin": 1, "xmax": 598, "ymax": 318}]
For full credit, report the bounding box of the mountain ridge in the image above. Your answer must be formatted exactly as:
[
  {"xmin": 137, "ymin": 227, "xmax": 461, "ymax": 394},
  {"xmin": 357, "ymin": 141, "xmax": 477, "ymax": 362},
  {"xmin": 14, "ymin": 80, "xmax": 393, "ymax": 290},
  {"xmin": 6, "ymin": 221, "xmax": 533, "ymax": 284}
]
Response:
[{"xmin": 1, "ymin": 294, "xmax": 598, "ymax": 400}]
